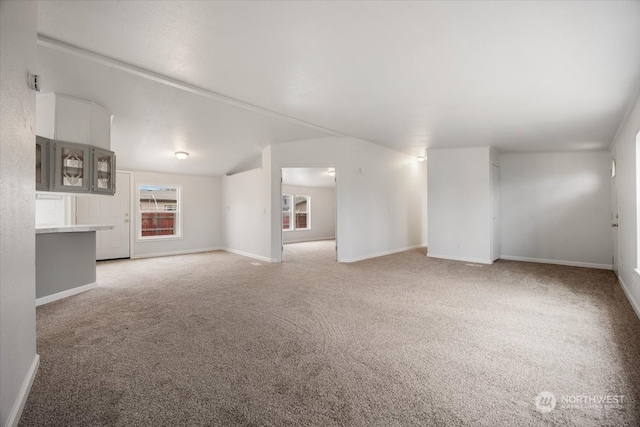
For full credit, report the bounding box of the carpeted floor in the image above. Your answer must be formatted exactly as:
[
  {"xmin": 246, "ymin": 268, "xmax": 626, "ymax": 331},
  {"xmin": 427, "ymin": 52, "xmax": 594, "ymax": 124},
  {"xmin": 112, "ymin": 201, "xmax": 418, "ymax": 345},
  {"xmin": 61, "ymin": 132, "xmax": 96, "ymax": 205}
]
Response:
[{"xmin": 20, "ymin": 241, "xmax": 640, "ymax": 426}]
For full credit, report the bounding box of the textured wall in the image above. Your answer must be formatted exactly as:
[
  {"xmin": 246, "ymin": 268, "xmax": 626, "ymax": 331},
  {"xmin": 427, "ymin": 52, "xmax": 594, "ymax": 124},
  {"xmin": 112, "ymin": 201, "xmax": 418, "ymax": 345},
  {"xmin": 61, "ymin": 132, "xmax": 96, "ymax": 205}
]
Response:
[{"xmin": 0, "ymin": 0, "xmax": 39, "ymax": 425}]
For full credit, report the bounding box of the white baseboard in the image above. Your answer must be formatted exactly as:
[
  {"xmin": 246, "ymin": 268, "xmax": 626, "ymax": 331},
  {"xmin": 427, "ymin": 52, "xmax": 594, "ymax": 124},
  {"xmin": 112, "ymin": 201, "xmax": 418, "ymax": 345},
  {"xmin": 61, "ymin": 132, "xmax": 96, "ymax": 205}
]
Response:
[
  {"xmin": 342, "ymin": 244, "xmax": 426, "ymax": 263},
  {"xmin": 35, "ymin": 281, "xmax": 97, "ymax": 307},
  {"xmin": 500, "ymin": 255, "xmax": 612, "ymax": 270},
  {"xmin": 130, "ymin": 247, "xmax": 223, "ymax": 259},
  {"xmin": 618, "ymin": 272, "xmax": 640, "ymax": 321},
  {"xmin": 283, "ymin": 236, "xmax": 335, "ymax": 244},
  {"xmin": 222, "ymin": 248, "xmax": 278, "ymax": 263},
  {"xmin": 4, "ymin": 354, "xmax": 39, "ymax": 427},
  {"xmin": 427, "ymin": 253, "xmax": 493, "ymax": 265}
]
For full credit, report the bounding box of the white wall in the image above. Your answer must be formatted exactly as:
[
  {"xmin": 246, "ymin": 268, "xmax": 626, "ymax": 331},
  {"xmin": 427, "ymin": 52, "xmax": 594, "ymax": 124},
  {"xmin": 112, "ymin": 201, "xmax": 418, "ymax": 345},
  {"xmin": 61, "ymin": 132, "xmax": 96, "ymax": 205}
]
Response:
[
  {"xmin": 35, "ymin": 195, "xmax": 73, "ymax": 226},
  {"xmin": 427, "ymin": 147, "xmax": 493, "ymax": 263},
  {"xmin": 221, "ymin": 161, "xmax": 273, "ymax": 262},
  {"xmin": 500, "ymin": 152, "xmax": 612, "ymax": 269},
  {"xmin": 0, "ymin": 1, "xmax": 39, "ymax": 426},
  {"xmin": 611, "ymin": 93, "xmax": 640, "ymax": 318},
  {"xmin": 282, "ymin": 184, "xmax": 335, "ymax": 244},
  {"xmin": 35, "ymin": 197, "xmax": 66, "ymax": 226},
  {"xmin": 130, "ymin": 171, "xmax": 222, "ymax": 258},
  {"xmin": 270, "ymin": 137, "xmax": 427, "ymax": 262}
]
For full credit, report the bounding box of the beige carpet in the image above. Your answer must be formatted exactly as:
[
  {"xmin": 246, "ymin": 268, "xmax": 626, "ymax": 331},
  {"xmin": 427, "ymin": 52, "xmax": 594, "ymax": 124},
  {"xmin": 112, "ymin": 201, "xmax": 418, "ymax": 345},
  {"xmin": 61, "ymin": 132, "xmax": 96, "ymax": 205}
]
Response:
[{"xmin": 20, "ymin": 241, "xmax": 640, "ymax": 426}]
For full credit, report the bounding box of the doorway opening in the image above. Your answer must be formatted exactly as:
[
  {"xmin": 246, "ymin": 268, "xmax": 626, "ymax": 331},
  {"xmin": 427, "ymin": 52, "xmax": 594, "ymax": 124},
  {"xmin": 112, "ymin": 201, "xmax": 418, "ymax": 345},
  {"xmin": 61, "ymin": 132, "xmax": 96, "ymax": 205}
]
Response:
[{"xmin": 280, "ymin": 167, "xmax": 337, "ymax": 262}]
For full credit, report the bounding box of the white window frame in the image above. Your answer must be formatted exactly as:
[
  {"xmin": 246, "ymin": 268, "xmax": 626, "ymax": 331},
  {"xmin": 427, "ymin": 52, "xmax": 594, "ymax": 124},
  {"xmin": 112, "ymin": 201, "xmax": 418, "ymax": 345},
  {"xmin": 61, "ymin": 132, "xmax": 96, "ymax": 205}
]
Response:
[
  {"xmin": 282, "ymin": 194, "xmax": 311, "ymax": 231},
  {"xmin": 294, "ymin": 194, "xmax": 311, "ymax": 231},
  {"xmin": 282, "ymin": 194, "xmax": 293, "ymax": 231},
  {"xmin": 137, "ymin": 184, "xmax": 183, "ymax": 241}
]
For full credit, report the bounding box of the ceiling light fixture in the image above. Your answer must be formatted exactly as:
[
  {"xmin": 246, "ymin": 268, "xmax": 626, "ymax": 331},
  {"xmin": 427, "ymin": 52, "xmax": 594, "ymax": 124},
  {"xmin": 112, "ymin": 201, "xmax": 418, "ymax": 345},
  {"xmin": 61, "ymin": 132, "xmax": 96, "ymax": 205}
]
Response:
[
  {"xmin": 175, "ymin": 151, "xmax": 189, "ymax": 160},
  {"xmin": 417, "ymin": 152, "xmax": 426, "ymax": 162},
  {"xmin": 328, "ymin": 169, "xmax": 336, "ymax": 176}
]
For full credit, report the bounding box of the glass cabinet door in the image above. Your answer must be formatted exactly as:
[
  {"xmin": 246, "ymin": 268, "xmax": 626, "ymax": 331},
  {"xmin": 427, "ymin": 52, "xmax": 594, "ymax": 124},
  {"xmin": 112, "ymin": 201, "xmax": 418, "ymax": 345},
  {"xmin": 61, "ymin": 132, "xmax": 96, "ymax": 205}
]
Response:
[
  {"xmin": 92, "ymin": 148, "xmax": 116, "ymax": 195},
  {"xmin": 52, "ymin": 141, "xmax": 91, "ymax": 193},
  {"xmin": 35, "ymin": 136, "xmax": 50, "ymax": 191}
]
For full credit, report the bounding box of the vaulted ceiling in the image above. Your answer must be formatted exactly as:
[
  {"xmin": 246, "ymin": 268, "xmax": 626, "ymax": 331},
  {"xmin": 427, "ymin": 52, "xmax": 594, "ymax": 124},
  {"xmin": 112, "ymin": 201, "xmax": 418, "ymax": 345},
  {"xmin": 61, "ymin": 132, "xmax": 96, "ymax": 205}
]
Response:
[{"xmin": 37, "ymin": 1, "xmax": 640, "ymax": 176}]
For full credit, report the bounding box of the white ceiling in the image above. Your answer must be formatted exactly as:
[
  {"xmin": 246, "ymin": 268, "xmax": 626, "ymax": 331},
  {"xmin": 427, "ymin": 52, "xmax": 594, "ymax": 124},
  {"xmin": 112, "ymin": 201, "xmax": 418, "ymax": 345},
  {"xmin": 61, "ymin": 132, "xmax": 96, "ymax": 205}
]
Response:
[
  {"xmin": 282, "ymin": 168, "xmax": 336, "ymax": 189},
  {"xmin": 37, "ymin": 1, "xmax": 640, "ymax": 176}
]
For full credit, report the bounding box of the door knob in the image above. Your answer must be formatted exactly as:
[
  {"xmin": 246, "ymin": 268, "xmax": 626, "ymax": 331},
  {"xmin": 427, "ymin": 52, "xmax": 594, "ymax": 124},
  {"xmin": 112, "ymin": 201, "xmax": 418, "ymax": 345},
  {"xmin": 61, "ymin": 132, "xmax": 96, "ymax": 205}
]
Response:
[{"xmin": 611, "ymin": 223, "xmax": 618, "ymax": 228}]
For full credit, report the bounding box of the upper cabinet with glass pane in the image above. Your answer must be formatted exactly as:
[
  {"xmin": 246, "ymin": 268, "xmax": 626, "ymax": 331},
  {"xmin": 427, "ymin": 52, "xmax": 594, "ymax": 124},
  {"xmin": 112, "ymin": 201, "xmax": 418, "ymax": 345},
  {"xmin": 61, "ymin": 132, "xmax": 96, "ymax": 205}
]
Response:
[
  {"xmin": 37, "ymin": 139, "xmax": 116, "ymax": 195},
  {"xmin": 52, "ymin": 141, "xmax": 92, "ymax": 193},
  {"xmin": 92, "ymin": 148, "xmax": 116, "ymax": 194}
]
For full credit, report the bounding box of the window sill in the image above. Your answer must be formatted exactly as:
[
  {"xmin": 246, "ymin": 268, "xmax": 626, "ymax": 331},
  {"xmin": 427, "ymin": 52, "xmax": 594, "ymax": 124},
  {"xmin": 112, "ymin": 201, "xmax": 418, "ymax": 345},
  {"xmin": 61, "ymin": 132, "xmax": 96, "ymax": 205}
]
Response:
[{"xmin": 137, "ymin": 235, "xmax": 183, "ymax": 243}]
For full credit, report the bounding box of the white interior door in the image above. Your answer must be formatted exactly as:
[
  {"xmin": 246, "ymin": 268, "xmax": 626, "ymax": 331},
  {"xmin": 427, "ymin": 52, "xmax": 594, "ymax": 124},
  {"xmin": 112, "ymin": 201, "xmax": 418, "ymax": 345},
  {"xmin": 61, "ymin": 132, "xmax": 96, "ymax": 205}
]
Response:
[
  {"xmin": 76, "ymin": 171, "xmax": 131, "ymax": 260},
  {"xmin": 611, "ymin": 154, "xmax": 619, "ymax": 276},
  {"xmin": 491, "ymin": 164, "xmax": 501, "ymax": 261}
]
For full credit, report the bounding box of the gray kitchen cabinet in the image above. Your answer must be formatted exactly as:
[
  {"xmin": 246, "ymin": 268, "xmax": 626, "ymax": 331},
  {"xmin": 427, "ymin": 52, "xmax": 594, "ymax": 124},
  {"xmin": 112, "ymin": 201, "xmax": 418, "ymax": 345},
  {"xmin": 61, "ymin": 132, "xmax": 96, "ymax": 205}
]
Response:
[
  {"xmin": 51, "ymin": 140, "xmax": 92, "ymax": 193},
  {"xmin": 35, "ymin": 136, "xmax": 51, "ymax": 191},
  {"xmin": 92, "ymin": 147, "xmax": 116, "ymax": 195},
  {"xmin": 38, "ymin": 139, "xmax": 116, "ymax": 195}
]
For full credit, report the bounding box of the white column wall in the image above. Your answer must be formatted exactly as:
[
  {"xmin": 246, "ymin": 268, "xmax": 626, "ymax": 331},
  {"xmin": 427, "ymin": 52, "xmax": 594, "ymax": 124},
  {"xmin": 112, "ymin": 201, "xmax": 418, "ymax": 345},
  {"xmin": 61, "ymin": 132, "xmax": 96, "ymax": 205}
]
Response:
[
  {"xmin": 0, "ymin": 1, "xmax": 39, "ymax": 425},
  {"xmin": 427, "ymin": 147, "xmax": 492, "ymax": 263}
]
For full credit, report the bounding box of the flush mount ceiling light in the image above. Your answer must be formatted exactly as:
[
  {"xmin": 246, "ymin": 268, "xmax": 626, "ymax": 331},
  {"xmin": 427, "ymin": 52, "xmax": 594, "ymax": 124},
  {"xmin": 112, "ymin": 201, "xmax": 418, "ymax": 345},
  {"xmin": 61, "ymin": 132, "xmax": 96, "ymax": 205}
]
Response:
[
  {"xmin": 175, "ymin": 151, "xmax": 189, "ymax": 160},
  {"xmin": 416, "ymin": 152, "xmax": 426, "ymax": 162},
  {"xmin": 328, "ymin": 168, "xmax": 336, "ymax": 176}
]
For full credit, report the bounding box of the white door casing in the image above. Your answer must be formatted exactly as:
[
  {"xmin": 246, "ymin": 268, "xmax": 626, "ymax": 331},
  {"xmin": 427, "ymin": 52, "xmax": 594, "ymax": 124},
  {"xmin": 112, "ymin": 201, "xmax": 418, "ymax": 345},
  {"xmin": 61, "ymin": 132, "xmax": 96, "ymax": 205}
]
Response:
[
  {"xmin": 76, "ymin": 171, "xmax": 131, "ymax": 260},
  {"xmin": 491, "ymin": 163, "xmax": 501, "ymax": 262},
  {"xmin": 611, "ymin": 152, "xmax": 619, "ymax": 276}
]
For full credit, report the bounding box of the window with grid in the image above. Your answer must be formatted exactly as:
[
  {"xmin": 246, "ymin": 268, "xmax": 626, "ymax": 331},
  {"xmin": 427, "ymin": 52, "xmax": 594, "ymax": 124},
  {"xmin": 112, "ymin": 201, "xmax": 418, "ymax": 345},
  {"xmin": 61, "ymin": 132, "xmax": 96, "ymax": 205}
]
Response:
[
  {"xmin": 282, "ymin": 194, "xmax": 310, "ymax": 231},
  {"xmin": 138, "ymin": 185, "xmax": 181, "ymax": 240}
]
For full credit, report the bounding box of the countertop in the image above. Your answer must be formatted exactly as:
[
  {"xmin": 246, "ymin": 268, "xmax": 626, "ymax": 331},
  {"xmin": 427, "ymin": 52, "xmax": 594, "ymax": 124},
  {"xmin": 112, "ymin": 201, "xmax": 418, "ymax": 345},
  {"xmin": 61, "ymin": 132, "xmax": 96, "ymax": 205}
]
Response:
[{"xmin": 36, "ymin": 224, "xmax": 114, "ymax": 234}]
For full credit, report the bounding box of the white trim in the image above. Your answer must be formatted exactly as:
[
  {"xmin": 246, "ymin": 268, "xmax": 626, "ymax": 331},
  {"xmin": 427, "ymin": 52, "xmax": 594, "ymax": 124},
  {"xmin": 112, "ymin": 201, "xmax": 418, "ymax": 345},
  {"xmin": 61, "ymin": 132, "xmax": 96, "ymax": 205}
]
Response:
[
  {"xmin": 342, "ymin": 244, "xmax": 426, "ymax": 263},
  {"xmin": 114, "ymin": 170, "xmax": 133, "ymax": 260},
  {"xmin": 283, "ymin": 236, "xmax": 336, "ymax": 244},
  {"xmin": 427, "ymin": 253, "xmax": 493, "ymax": 265},
  {"xmin": 619, "ymin": 273, "xmax": 640, "ymax": 321},
  {"xmin": 35, "ymin": 282, "xmax": 97, "ymax": 307},
  {"xmin": 222, "ymin": 248, "xmax": 278, "ymax": 263},
  {"xmin": 4, "ymin": 354, "xmax": 40, "ymax": 427},
  {"xmin": 136, "ymin": 235, "xmax": 184, "ymax": 243},
  {"xmin": 130, "ymin": 247, "xmax": 222, "ymax": 259},
  {"xmin": 500, "ymin": 255, "xmax": 612, "ymax": 270},
  {"xmin": 37, "ymin": 35, "xmax": 346, "ymax": 139}
]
